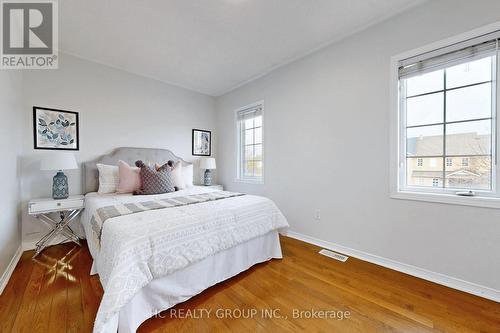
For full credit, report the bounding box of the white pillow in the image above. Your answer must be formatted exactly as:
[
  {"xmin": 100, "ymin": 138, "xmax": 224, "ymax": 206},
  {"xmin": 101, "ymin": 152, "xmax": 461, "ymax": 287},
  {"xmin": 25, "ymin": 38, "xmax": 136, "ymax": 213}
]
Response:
[
  {"xmin": 171, "ymin": 161, "xmax": 185, "ymax": 189},
  {"xmin": 97, "ymin": 163, "xmax": 119, "ymax": 194},
  {"xmin": 182, "ymin": 164, "xmax": 194, "ymax": 188}
]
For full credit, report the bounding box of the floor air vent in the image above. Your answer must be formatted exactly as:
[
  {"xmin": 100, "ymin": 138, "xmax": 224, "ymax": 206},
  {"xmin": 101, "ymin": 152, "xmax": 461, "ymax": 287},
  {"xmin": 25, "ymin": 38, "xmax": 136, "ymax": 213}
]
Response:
[{"xmin": 318, "ymin": 249, "xmax": 348, "ymax": 262}]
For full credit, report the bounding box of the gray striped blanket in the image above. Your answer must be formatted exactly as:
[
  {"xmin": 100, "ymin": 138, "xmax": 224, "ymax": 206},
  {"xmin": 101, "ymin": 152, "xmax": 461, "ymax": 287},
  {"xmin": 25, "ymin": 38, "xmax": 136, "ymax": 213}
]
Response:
[{"xmin": 90, "ymin": 191, "xmax": 245, "ymax": 248}]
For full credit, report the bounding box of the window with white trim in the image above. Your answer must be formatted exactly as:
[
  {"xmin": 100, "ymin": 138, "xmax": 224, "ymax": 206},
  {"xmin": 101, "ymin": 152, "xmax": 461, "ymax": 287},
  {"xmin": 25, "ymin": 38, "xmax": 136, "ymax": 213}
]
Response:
[
  {"xmin": 236, "ymin": 102, "xmax": 263, "ymax": 183},
  {"xmin": 398, "ymin": 32, "xmax": 499, "ymax": 195}
]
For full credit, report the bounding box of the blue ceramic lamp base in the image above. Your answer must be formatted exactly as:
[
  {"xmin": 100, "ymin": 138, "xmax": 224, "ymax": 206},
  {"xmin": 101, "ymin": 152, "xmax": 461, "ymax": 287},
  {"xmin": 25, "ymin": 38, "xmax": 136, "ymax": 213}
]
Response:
[
  {"xmin": 53, "ymin": 171, "xmax": 69, "ymax": 199},
  {"xmin": 204, "ymin": 169, "xmax": 212, "ymax": 186}
]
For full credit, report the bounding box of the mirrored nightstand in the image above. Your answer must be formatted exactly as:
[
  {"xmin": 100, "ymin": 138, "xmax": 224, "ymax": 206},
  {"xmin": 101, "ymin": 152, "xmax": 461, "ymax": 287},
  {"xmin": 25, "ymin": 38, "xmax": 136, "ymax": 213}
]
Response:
[{"xmin": 28, "ymin": 195, "xmax": 84, "ymax": 258}]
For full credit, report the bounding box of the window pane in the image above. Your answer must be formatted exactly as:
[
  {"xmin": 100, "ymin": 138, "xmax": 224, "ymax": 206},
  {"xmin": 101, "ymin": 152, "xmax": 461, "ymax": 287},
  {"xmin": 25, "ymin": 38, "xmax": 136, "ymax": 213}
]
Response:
[
  {"xmin": 406, "ymin": 70, "xmax": 444, "ymax": 96},
  {"xmin": 406, "ymin": 92, "xmax": 443, "ymax": 126},
  {"xmin": 254, "ymin": 127, "xmax": 262, "ymax": 144},
  {"xmin": 406, "ymin": 157, "xmax": 443, "ymax": 187},
  {"xmin": 254, "ymin": 144, "xmax": 262, "ymax": 160},
  {"xmin": 244, "ymin": 161, "xmax": 253, "ymax": 176},
  {"xmin": 244, "ymin": 117, "xmax": 254, "ymax": 129},
  {"xmin": 254, "ymin": 115, "xmax": 262, "ymax": 128},
  {"xmin": 237, "ymin": 104, "xmax": 263, "ymax": 181},
  {"xmin": 445, "ymin": 156, "xmax": 491, "ymax": 190},
  {"xmin": 446, "ymin": 56, "xmax": 492, "ymax": 89},
  {"xmin": 245, "ymin": 129, "xmax": 254, "ymax": 145},
  {"xmin": 406, "ymin": 125, "xmax": 443, "ymax": 156},
  {"xmin": 254, "ymin": 161, "xmax": 263, "ymax": 177},
  {"xmin": 446, "ymin": 83, "xmax": 492, "ymax": 122},
  {"xmin": 245, "ymin": 145, "xmax": 254, "ymax": 161},
  {"xmin": 445, "ymin": 120, "xmax": 491, "ymax": 155}
]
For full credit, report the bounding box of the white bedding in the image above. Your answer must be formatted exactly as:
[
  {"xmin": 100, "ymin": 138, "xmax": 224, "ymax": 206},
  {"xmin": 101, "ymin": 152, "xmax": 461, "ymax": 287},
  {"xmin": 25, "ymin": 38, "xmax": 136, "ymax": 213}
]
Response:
[
  {"xmin": 80, "ymin": 186, "xmax": 289, "ymax": 333},
  {"xmin": 105, "ymin": 231, "xmax": 282, "ymax": 333},
  {"xmin": 82, "ymin": 186, "xmax": 226, "ymax": 259}
]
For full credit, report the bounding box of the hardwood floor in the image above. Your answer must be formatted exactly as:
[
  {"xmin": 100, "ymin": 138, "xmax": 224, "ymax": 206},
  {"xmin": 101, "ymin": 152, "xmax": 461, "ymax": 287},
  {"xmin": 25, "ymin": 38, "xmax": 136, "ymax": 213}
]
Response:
[{"xmin": 1, "ymin": 236, "xmax": 499, "ymax": 332}]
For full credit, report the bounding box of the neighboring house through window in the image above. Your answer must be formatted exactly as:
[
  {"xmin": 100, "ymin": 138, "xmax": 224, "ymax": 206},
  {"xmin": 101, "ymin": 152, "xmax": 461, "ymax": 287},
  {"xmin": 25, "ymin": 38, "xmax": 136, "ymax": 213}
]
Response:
[{"xmin": 396, "ymin": 30, "xmax": 497, "ymax": 194}]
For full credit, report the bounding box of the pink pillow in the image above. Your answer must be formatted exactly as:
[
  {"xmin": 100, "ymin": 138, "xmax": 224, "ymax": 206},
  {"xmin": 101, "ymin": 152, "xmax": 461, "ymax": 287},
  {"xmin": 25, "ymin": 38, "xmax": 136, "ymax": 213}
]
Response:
[{"xmin": 116, "ymin": 160, "xmax": 141, "ymax": 193}]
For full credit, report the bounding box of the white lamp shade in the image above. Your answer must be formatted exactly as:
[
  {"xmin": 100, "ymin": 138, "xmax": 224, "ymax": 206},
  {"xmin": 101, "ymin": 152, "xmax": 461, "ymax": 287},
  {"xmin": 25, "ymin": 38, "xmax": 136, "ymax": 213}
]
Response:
[
  {"xmin": 199, "ymin": 157, "xmax": 216, "ymax": 170},
  {"xmin": 40, "ymin": 153, "xmax": 78, "ymax": 171}
]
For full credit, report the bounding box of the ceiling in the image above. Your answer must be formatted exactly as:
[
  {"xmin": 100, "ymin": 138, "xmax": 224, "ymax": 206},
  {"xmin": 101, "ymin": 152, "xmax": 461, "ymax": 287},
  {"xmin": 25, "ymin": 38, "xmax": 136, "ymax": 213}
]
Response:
[{"xmin": 60, "ymin": 0, "xmax": 424, "ymax": 96}]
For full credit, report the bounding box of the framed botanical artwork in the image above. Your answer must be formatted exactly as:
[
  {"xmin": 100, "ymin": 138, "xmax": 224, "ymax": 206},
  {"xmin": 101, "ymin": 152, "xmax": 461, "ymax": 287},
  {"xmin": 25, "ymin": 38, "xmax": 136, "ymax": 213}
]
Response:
[
  {"xmin": 192, "ymin": 129, "xmax": 211, "ymax": 156},
  {"xmin": 33, "ymin": 106, "xmax": 79, "ymax": 150}
]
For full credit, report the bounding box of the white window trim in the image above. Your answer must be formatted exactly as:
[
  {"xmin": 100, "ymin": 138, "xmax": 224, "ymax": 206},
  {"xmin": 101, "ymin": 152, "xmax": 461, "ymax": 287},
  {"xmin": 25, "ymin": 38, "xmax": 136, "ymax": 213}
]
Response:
[
  {"xmin": 235, "ymin": 100, "xmax": 265, "ymax": 184},
  {"xmin": 389, "ymin": 21, "xmax": 500, "ymax": 209}
]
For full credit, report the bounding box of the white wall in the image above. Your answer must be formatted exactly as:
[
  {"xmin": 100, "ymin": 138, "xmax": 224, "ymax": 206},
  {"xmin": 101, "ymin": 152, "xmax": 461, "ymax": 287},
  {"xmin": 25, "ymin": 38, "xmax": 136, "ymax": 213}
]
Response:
[
  {"xmin": 21, "ymin": 53, "xmax": 216, "ymax": 243},
  {"xmin": 0, "ymin": 71, "xmax": 23, "ymax": 277},
  {"xmin": 215, "ymin": 0, "xmax": 500, "ymax": 291}
]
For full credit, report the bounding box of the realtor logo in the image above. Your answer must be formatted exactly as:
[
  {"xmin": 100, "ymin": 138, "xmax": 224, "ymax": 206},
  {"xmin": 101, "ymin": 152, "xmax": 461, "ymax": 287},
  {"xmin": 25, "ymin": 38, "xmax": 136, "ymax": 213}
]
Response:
[{"xmin": 1, "ymin": 0, "xmax": 58, "ymax": 69}]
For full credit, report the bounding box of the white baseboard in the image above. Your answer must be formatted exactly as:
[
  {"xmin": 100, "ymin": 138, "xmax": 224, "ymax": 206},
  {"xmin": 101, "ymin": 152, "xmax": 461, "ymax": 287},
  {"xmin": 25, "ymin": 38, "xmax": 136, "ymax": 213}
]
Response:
[
  {"xmin": 284, "ymin": 230, "xmax": 500, "ymax": 303},
  {"xmin": 0, "ymin": 245, "xmax": 23, "ymax": 295},
  {"xmin": 0, "ymin": 235, "xmax": 73, "ymax": 295}
]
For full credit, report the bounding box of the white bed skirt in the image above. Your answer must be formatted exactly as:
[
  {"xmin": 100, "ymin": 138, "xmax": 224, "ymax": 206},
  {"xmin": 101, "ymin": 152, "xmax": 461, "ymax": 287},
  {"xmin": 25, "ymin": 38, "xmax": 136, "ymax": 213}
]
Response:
[{"xmin": 100, "ymin": 231, "xmax": 283, "ymax": 333}]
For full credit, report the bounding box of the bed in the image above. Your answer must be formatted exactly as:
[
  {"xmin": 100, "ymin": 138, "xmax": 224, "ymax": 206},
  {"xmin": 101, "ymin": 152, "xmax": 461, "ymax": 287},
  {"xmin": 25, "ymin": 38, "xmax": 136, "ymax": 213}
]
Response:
[{"xmin": 80, "ymin": 147, "xmax": 289, "ymax": 333}]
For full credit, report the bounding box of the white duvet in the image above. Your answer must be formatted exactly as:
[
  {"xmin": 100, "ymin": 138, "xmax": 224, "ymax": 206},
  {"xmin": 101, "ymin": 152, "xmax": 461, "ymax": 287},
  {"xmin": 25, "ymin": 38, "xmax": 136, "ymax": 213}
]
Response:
[{"xmin": 80, "ymin": 186, "xmax": 289, "ymax": 333}]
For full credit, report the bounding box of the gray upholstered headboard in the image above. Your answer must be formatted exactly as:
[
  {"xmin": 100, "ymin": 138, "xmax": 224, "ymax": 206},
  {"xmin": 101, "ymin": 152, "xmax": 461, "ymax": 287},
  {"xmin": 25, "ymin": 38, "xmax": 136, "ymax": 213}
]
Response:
[{"xmin": 83, "ymin": 147, "xmax": 191, "ymax": 194}]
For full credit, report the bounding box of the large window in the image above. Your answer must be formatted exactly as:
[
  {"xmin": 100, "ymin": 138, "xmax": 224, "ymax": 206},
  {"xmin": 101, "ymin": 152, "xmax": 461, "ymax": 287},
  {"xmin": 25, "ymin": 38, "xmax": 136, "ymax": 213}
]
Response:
[
  {"xmin": 397, "ymin": 32, "xmax": 499, "ymax": 196},
  {"xmin": 236, "ymin": 102, "xmax": 263, "ymax": 183}
]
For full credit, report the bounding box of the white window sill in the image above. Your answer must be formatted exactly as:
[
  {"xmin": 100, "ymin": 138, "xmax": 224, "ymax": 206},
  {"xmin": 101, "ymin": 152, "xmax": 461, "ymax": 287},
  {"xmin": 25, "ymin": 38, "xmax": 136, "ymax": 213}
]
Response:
[
  {"xmin": 391, "ymin": 190, "xmax": 500, "ymax": 209},
  {"xmin": 234, "ymin": 178, "xmax": 264, "ymax": 185}
]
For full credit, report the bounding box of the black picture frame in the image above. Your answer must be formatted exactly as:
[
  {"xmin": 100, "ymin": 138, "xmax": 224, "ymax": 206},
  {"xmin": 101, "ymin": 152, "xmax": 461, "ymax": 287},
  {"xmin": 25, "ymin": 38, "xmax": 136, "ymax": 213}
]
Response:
[
  {"xmin": 192, "ymin": 129, "xmax": 211, "ymax": 156},
  {"xmin": 33, "ymin": 106, "xmax": 80, "ymax": 151}
]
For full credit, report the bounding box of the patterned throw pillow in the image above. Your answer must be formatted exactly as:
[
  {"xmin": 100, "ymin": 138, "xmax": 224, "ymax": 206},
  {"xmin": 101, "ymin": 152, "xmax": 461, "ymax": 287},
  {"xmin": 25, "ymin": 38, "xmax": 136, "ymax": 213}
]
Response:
[
  {"xmin": 155, "ymin": 161, "xmax": 193, "ymax": 188},
  {"xmin": 156, "ymin": 161, "xmax": 184, "ymax": 190},
  {"xmin": 134, "ymin": 160, "xmax": 175, "ymax": 195}
]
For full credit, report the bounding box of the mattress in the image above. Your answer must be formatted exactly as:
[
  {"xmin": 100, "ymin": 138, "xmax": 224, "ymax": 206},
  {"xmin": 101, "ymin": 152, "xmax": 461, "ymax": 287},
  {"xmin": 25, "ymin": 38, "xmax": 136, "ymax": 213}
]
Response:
[{"xmin": 79, "ymin": 186, "xmax": 289, "ymax": 332}]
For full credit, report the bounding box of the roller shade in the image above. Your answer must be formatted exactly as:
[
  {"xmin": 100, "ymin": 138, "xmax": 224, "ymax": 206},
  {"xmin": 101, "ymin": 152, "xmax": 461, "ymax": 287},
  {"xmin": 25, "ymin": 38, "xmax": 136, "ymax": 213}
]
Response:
[
  {"xmin": 237, "ymin": 104, "xmax": 262, "ymax": 121},
  {"xmin": 399, "ymin": 31, "xmax": 500, "ymax": 79}
]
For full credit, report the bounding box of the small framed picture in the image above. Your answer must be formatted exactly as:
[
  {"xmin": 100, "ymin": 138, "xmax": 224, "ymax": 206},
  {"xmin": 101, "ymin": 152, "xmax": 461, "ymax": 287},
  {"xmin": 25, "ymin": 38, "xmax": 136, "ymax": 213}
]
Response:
[
  {"xmin": 192, "ymin": 129, "xmax": 211, "ymax": 156},
  {"xmin": 33, "ymin": 106, "xmax": 79, "ymax": 150}
]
